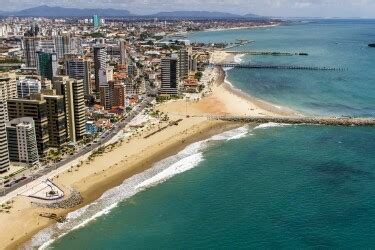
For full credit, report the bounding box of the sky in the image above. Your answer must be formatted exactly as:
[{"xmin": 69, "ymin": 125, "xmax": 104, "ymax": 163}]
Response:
[{"xmin": 1, "ymin": 0, "xmax": 375, "ymax": 18}]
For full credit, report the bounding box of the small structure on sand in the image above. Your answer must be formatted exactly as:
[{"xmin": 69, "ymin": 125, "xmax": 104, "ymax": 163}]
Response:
[{"xmin": 19, "ymin": 179, "xmax": 64, "ymax": 200}]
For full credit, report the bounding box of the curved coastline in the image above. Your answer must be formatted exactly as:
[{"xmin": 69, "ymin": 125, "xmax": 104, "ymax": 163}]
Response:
[
  {"xmin": 17, "ymin": 64, "xmax": 298, "ymax": 249},
  {"xmin": 219, "ymin": 65, "xmax": 299, "ymax": 117},
  {"xmin": 26, "ymin": 63, "xmax": 300, "ymax": 247},
  {"xmin": 2, "ymin": 61, "xmax": 270, "ymax": 249},
  {"xmin": 26, "ymin": 123, "xmax": 248, "ymax": 249},
  {"xmin": 1, "ymin": 28, "xmax": 297, "ymax": 250},
  {"xmin": 203, "ymin": 23, "xmax": 281, "ymax": 32}
]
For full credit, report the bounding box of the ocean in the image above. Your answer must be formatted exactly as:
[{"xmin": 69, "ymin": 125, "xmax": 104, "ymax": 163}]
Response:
[{"xmin": 31, "ymin": 20, "xmax": 375, "ymax": 249}]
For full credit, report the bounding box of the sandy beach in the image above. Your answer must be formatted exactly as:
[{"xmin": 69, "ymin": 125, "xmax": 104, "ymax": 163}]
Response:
[
  {"xmin": 0, "ymin": 50, "xmax": 294, "ymax": 249},
  {"xmin": 1, "ymin": 117, "xmax": 239, "ymax": 249}
]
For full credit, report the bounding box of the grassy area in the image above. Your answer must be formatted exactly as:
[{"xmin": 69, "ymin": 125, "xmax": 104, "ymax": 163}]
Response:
[
  {"xmin": 0, "ymin": 58, "xmax": 22, "ymax": 64},
  {"xmin": 156, "ymin": 95, "xmax": 183, "ymax": 103}
]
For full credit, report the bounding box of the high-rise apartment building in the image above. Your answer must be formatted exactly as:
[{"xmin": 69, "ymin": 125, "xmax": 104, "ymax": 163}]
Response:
[
  {"xmin": 93, "ymin": 45, "xmax": 107, "ymax": 91},
  {"xmin": 0, "ymin": 73, "xmax": 17, "ymax": 121},
  {"xmin": 99, "ymin": 83, "xmax": 112, "ymax": 110},
  {"xmin": 22, "ymin": 24, "xmax": 40, "ymax": 68},
  {"xmin": 100, "ymin": 81, "xmax": 127, "ymax": 110},
  {"xmin": 119, "ymin": 40, "xmax": 127, "ymax": 65},
  {"xmin": 127, "ymin": 63, "xmax": 137, "ymax": 77},
  {"xmin": 7, "ymin": 96, "xmax": 49, "ymax": 156},
  {"xmin": 0, "ymin": 87, "xmax": 10, "ymax": 173},
  {"xmin": 23, "ymin": 36, "xmax": 39, "ymax": 68},
  {"xmin": 160, "ymin": 56, "xmax": 180, "ymax": 95},
  {"xmin": 106, "ymin": 45, "xmax": 120, "ymax": 61},
  {"xmin": 70, "ymin": 37, "xmax": 83, "ymax": 55},
  {"xmin": 99, "ymin": 67, "xmax": 113, "ymax": 86},
  {"xmin": 58, "ymin": 78, "xmax": 86, "ymax": 142},
  {"xmin": 42, "ymin": 89, "xmax": 67, "ymax": 148},
  {"xmin": 98, "ymin": 67, "xmax": 113, "ymax": 109},
  {"xmin": 178, "ymin": 48, "xmax": 191, "ymax": 80},
  {"xmin": 112, "ymin": 82, "xmax": 126, "ymax": 107},
  {"xmin": 6, "ymin": 117, "xmax": 39, "ymax": 167},
  {"xmin": 93, "ymin": 15, "xmax": 101, "ymax": 29},
  {"xmin": 36, "ymin": 51, "xmax": 58, "ymax": 80},
  {"xmin": 17, "ymin": 78, "xmax": 41, "ymax": 98},
  {"xmin": 54, "ymin": 34, "xmax": 71, "ymax": 60},
  {"xmin": 52, "ymin": 76, "xmax": 69, "ymax": 96},
  {"xmin": 37, "ymin": 39, "xmax": 56, "ymax": 53},
  {"xmin": 189, "ymin": 55, "xmax": 198, "ymax": 73},
  {"xmin": 0, "ymin": 73, "xmax": 17, "ymax": 100},
  {"xmin": 65, "ymin": 58, "xmax": 92, "ymax": 96}
]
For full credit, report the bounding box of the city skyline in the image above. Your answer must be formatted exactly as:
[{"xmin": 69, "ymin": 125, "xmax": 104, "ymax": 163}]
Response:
[
  {"xmin": 0, "ymin": 0, "xmax": 375, "ymax": 18},
  {"xmin": 0, "ymin": 4, "xmax": 374, "ymax": 248}
]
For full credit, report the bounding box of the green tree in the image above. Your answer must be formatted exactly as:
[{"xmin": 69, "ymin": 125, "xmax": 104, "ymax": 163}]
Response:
[{"xmin": 195, "ymin": 72, "xmax": 203, "ymax": 81}]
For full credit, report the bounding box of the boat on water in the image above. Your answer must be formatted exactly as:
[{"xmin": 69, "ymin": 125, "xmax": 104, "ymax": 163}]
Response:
[{"xmin": 369, "ymin": 43, "xmax": 375, "ymax": 48}]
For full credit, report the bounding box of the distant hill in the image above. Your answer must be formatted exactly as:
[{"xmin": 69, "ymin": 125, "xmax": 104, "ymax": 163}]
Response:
[
  {"xmin": 152, "ymin": 11, "xmax": 243, "ymax": 18},
  {"xmin": 0, "ymin": 6, "xmax": 264, "ymax": 19},
  {"xmin": 0, "ymin": 5, "xmax": 132, "ymax": 17},
  {"xmin": 243, "ymin": 13, "xmax": 262, "ymax": 18}
]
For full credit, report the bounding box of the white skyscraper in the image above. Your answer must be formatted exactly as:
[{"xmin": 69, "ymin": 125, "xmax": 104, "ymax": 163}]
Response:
[
  {"xmin": 94, "ymin": 45, "xmax": 107, "ymax": 91},
  {"xmin": 6, "ymin": 117, "xmax": 39, "ymax": 167},
  {"xmin": 0, "ymin": 86, "xmax": 10, "ymax": 173}
]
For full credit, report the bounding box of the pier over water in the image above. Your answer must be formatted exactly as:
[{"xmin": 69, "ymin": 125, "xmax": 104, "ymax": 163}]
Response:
[
  {"xmin": 225, "ymin": 51, "xmax": 309, "ymax": 56},
  {"xmin": 211, "ymin": 115, "xmax": 375, "ymax": 126}
]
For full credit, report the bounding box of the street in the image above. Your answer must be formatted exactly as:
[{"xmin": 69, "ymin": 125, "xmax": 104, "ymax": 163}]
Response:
[{"xmin": 0, "ymin": 97, "xmax": 154, "ymax": 197}]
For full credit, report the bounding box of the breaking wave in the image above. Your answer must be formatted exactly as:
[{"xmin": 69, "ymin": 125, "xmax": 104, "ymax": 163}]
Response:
[
  {"xmin": 254, "ymin": 122, "xmax": 292, "ymax": 130},
  {"xmin": 26, "ymin": 126, "xmax": 250, "ymax": 249}
]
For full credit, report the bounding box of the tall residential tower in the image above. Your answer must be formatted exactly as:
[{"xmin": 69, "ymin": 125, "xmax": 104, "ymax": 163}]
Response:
[
  {"xmin": 0, "ymin": 87, "xmax": 9, "ymax": 173},
  {"xmin": 160, "ymin": 56, "xmax": 180, "ymax": 95},
  {"xmin": 6, "ymin": 117, "xmax": 39, "ymax": 167},
  {"xmin": 93, "ymin": 45, "xmax": 107, "ymax": 91},
  {"xmin": 65, "ymin": 58, "xmax": 92, "ymax": 96}
]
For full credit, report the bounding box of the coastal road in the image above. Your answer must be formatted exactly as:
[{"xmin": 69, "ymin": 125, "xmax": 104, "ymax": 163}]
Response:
[{"xmin": 0, "ymin": 97, "xmax": 154, "ymax": 198}]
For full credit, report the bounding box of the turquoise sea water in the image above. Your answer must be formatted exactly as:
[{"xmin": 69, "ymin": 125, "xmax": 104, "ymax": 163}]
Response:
[
  {"xmin": 191, "ymin": 19, "xmax": 375, "ymax": 116},
  {"xmin": 32, "ymin": 20, "xmax": 375, "ymax": 249}
]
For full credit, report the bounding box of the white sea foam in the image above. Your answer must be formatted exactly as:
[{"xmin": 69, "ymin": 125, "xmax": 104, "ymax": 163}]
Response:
[
  {"xmin": 223, "ymin": 53, "xmax": 247, "ymax": 71},
  {"xmin": 224, "ymin": 79, "xmax": 234, "ymax": 88},
  {"xmin": 223, "ymin": 66, "xmax": 234, "ymax": 71},
  {"xmin": 254, "ymin": 122, "xmax": 292, "ymax": 130},
  {"xmin": 233, "ymin": 54, "xmax": 245, "ymax": 64},
  {"xmin": 135, "ymin": 153, "xmax": 203, "ymax": 190},
  {"xmin": 227, "ymin": 131, "xmax": 249, "ymax": 141},
  {"xmin": 26, "ymin": 125, "xmax": 250, "ymax": 249},
  {"xmin": 210, "ymin": 126, "xmax": 249, "ymax": 141}
]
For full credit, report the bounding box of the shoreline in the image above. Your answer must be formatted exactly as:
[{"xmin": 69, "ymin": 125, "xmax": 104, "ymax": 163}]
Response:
[
  {"xmin": 209, "ymin": 50, "xmax": 299, "ymax": 117},
  {"xmin": 23, "ymin": 120, "xmax": 242, "ymax": 249},
  {"xmin": 221, "ymin": 67, "xmax": 300, "ymax": 117},
  {"xmin": 0, "ymin": 49, "xmax": 296, "ymax": 250},
  {"xmin": 8, "ymin": 120, "xmax": 241, "ymax": 249},
  {"xmin": 203, "ymin": 23, "xmax": 281, "ymax": 32}
]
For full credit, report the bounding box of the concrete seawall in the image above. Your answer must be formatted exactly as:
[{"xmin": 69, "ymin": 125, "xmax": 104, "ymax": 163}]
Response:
[{"xmin": 212, "ymin": 116, "xmax": 375, "ymax": 126}]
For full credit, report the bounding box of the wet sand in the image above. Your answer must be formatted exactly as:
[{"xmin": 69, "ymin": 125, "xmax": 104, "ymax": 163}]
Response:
[{"xmin": 0, "ymin": 50, "xmax": 296, "ymax": 250}]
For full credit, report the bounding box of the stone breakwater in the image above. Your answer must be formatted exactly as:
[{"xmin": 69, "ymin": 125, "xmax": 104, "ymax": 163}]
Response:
[
  {"xmin": 35, "ymin": 190, "xmax": 83, "ymax": 209},
  {"xmin": 213, "ymin": 116, "xmax": 375, "ymax": 126}
]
